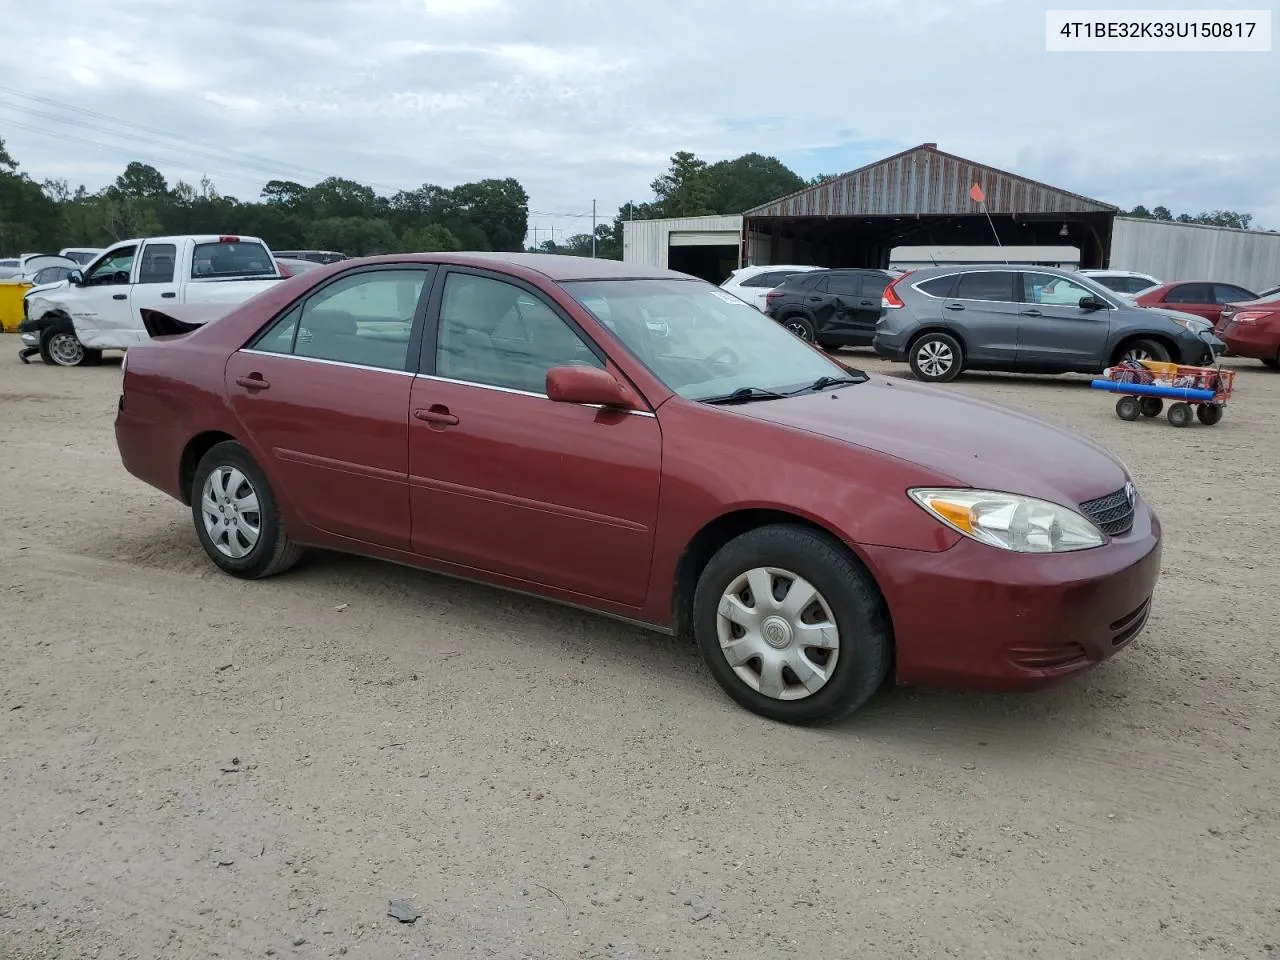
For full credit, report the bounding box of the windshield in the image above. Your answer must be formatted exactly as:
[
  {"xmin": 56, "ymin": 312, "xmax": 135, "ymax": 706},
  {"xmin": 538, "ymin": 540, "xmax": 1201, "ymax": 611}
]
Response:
[{"xmin": 562, "ymin": 278, "xmax": 851, "ymax": 401}]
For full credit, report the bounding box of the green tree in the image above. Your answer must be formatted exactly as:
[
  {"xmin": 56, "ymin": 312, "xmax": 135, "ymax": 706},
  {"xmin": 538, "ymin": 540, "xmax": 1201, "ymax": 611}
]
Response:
[
  {"xmin": 650, "ymin": 151, "xmax": 713, "ymax": 218},
  {"xmin": 111, "ymin": 161, "xmax": 169, "ymax": 200},
  {"xmin": 305, "ymin": 216, "xmax": 397, "ymax": 255},
  {"xmin": 702, "ymin": 153, "xmax": 805, "ymax": 213},
  {"xmin": 0, "ymin": 136, "xmax": 61, "ymax": 253},
  {"xmin": 401, "ymin": 222, "xmax": 461, "ymax": 252}
]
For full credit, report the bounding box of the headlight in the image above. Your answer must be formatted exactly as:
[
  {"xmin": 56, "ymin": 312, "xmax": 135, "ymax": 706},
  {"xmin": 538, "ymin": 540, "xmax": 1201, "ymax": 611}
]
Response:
[{"xmin": 908, "ymin": 488, "xmax": 1106, "ymax": 553}]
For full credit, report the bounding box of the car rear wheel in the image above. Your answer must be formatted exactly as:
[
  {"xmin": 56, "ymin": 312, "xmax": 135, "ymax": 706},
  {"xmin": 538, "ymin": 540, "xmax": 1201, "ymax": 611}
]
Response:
[
  {"xmin": 692, "ymin": 524, "xmax": 891, "ymax": 725},
  {"xmin": 1114, "ymin": 338, "xmax": 1170, "ymax": 365},
  {"xmin": 1263, "ymin": 355, "xmax": 1279, "ymax": 370},
  {"xmin": 191, "ymin": 441, "xmax": 303, "ymax": 579},
  {"xmin": 781, "ymin": 315, "xmax": 816, "ymax": 342},
  {"xmin": 908, "ymin": 332, "xmax": 963, "ymax": 382}
]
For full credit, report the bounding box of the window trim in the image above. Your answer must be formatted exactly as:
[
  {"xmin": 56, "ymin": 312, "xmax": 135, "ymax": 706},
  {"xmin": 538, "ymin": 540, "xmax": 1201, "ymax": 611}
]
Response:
[
  {"xmin": 416, "ymin": 265, "xmax": 610, "ymax": 387},
  {"xmin": 84, "ymin": 244, "xmax": 138, "ymax": 286},
  {"xmin": 952, "ymin": 269, "xmax": 1019, "ymax": 305},
  {"xmin": 239, "ymin": 263, "xmax": 438, "ymax": 373}
]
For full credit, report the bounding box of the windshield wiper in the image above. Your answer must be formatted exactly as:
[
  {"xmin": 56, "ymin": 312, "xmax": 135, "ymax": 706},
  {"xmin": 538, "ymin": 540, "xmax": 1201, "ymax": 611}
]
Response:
[
  {"xmin": 699, "ymin": 386, "xmax": 789, "ymax": 405},
  {"xmin": 792, "ymin": 373, "xmax": 869, "ymax": 395}
]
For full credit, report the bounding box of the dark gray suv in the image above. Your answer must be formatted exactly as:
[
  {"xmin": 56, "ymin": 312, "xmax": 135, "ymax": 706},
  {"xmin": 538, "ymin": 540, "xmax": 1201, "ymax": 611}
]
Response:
[{"xmin": 874, "ymin": 265, "xmax": 1225, "ymax": 382}]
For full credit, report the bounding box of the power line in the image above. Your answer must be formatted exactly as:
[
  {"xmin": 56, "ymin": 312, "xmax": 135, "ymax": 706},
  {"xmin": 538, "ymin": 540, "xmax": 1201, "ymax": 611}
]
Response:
[
  {"xmin": 0, "ymin": 117, "xmax": 279, "ymax": 190},
  {"xmin": 0, "ymin": 84, "xmax": 352, "ymax": 187}
]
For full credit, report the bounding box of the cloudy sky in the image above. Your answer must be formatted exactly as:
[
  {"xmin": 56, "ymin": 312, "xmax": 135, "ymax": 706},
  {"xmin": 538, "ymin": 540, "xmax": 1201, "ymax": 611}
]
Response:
[{"xmin": 2, "ymin": 0, "xmax": 1277, "ymax": 242}]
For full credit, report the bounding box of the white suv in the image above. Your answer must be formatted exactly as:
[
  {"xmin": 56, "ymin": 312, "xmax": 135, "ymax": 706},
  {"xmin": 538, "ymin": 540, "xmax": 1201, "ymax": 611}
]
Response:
[
  {"xmin": 1077, "ymin": 269, "xmax": 1161, "ymax": 297},
  {"xmin": 721, "ymin": 264, "xmax": 822, "ymax": 311}
]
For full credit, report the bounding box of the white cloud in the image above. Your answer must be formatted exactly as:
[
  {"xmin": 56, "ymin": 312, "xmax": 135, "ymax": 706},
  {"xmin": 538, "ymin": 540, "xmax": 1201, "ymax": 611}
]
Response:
[{"xmin": 0, "ymin": 0, "xmax": 1275, "ymax": 242}]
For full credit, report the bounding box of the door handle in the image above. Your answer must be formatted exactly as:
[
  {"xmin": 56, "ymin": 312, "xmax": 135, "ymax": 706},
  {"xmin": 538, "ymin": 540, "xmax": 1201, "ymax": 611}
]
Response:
[
  {"xmin": 945, "ymin": 303, "xmax": 965, "ymax": 311},
  {"xmin": 112, "ymin": 294, "xmax": 127, "ymax": 300},
  {"xmin": 161, "ymin": 292, "xmax": 176, "ymax": 299},
  {"xmin": 1021, "ymin": 309, "xmax": 1043, "ymax": 317},
  {"xmin": 235, "ymin": 375, "xmax": 270, "ymax": 390},
  {"xmin": 807, "ymin": 296, "xmax": 822, "ymax": 302},
  {"xmin": 414, "ymin": 406, "xmax": 459, "ymax": 427}
]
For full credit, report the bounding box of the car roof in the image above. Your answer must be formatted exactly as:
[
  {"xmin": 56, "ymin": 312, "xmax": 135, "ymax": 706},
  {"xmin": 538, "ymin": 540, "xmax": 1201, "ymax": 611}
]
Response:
[{"xmin": 350, "ymin": 251, "xmax": 693, "ymax": 282}]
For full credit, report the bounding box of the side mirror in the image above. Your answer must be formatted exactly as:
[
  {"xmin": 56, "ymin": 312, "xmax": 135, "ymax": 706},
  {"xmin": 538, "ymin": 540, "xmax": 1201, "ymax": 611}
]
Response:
[
  {"xmin": 68, "ymin": 269, "xmax": 84, "ymax": 286},
  {"xmin": 546, "ymin": 365, "xmax": 641, "ymax": 410},
  {"xmin": 1079, "ymin": 295, "xmax": 1108, "ymax": 310}
]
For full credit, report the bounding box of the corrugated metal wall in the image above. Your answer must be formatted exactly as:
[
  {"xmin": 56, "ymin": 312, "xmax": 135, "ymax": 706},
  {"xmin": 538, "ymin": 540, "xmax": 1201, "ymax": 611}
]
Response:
[
  {"xmin": 1110, "ymin": 218, "xmax": 1280, "ymax": 291},
  {"xmin": 623, "ymin": 215, "xmax": 742, "ymax": 268},
  {"xmin": 746, "ymin": 145, "xmax": 1114, "ymax": 218}
]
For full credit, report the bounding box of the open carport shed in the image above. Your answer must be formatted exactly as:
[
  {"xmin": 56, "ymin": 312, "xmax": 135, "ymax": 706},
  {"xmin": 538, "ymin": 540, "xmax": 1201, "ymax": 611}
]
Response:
[{"xmin": 743, "ymin": 143, "xmax": 1118, "ymax": 271}]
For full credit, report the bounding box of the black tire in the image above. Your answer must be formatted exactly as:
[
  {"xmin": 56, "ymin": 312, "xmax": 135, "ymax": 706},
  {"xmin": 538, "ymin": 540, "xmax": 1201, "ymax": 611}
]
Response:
[
  {"xmin": 1196, "ymin": 403, "xmax": 1224, "ymax": 426},
  {"xmin": 780, "ymin": 315, "xmax": 816, "ymax": 343},
  {"xmin": 908, "ymin": 332, "xmax": 964, "ymax": 383},
  {"xmin": 190, "ymin": 440, "xmax": 303, "ymax": 579},
  {"xmin": 1113, "ymin": 338, "xmax": 1171, "ymax": 366},
  {"xmin": 1167, "ymin": 402, "xmax": 1193, "ymax": 428},
  {"xmin": 1115, "ymin": 396, "xmax": 1141, "ymax": 421},
  {"xmin": 1139, "ymin": 398, "xmax": 1163, "ymax": 417},
  {"xmin": 692, "ymin": 524, "xmax": 891, "ymax": 725},
  {"xmin": 1263, "ymin": 356, "xmax": 1279, "ymax": 370}
]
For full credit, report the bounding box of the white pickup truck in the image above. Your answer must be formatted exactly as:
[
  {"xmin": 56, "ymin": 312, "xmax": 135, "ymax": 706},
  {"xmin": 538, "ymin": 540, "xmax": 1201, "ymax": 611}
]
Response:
[{"xmin": 20, "ymin": 234, "xmax": 284, "ymax": 367}]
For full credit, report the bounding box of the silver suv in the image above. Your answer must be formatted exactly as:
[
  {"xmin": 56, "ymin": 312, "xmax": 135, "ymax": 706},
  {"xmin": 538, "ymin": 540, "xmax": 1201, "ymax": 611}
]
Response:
[{"xmin": 873, "ymin": 265, "xmax": 1224, "ymax": 382}]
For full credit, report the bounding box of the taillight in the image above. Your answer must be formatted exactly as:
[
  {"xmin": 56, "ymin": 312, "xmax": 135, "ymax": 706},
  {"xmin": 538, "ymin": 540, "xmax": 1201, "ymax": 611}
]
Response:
[
  {"xmin": 1232, "ymin": 312, "xmax": 1268, "ymax": 324},
  {"xmin": 765, "ymin": 290, "xmax": 782, "ymax": 307},
  {"xmin": 218, "ymin": 235, "xmax": 241, "ymax": 243},
  {"xmin": 882, "ymin": 275, "xmax": 908, "ymax": 309}
]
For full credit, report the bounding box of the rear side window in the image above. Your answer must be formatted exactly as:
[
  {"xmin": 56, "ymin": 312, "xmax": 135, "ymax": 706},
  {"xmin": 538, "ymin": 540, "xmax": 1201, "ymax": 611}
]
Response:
[
  {"xmin": 138, "ymin": 243, "xmax": 177, "ymax": 284},
  {"xmin": 738, "ymin": 272, "xmax": 776, "ymax": 288},
  {"xmin": 915, "ymin": 275, "xmax": 959, "ymax": 298},
  {"xmin": 825, "ymin": 274, "xmax": 862, "ymax": 296},
  {"xmin": 861, "ymin": 274, "xmax": 890, "ymax": 298},
  {"xmin": 780, "ymin": 272, "xmax": 823, "ymax": 291},
  {"xmin": 191, "ymin": 240, "xmax": 277, "ymax": 279},
  {"xmin": 1213, "ymin": 283, "xmax": 1255, "ymax": 304},
  {"xmin": 956, "ymin": 271, "xmax": 1016, "ymax": 302},
  {"xmin": 1164, "ymin": 283, "xmax": 1210, "ymax": 304}
]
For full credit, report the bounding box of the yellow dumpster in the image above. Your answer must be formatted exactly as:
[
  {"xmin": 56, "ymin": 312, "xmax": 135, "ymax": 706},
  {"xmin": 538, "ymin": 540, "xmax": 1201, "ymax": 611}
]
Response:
[{"xmin": 0, "ymin": 280, "xmax": 31, "ymax": 332}]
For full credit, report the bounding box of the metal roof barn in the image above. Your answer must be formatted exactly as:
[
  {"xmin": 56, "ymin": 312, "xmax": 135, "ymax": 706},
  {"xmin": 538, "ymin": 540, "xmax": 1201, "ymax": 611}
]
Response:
[{"xmin": 742, "ymin": 143, "xmax": 1118, "ymax": 270}]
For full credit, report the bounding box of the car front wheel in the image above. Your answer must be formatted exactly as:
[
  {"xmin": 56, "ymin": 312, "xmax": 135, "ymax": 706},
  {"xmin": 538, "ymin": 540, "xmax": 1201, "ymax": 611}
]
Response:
[
  {"xmin": 781, "ymin": 315, "xmax": 817, "ymax": 342},
  {"xmin": 41, "ymin": 328, "xmax": 102, "ymax": 367},
  {"xmin": 191, "ymin": 441, "xmax": 303, "ymax": 579},
  {"xmin": 692, "ymin": 524, "xmax": 891, "ymax": 724}
]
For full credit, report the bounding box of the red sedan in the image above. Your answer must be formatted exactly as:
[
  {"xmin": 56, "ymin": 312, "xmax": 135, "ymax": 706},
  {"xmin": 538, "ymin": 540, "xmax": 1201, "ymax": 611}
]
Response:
[
  {"xmin": 114, "ymin": 253, "xmax": 1162, "ymax": 724},
  {"xmin": 1134, "ymin": 280, "xmax": 1257, "ymax": 325},
  {"xmin": 1217, "ymin": 292, "xmax": 1280, "ymax": 368}
]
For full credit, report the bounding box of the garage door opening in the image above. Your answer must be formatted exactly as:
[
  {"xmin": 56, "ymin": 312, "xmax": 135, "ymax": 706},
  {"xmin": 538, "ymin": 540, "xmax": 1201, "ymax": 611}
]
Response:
[{"xmin": 667, "ymin": 230, "xmax": 740, "ymax": 283}]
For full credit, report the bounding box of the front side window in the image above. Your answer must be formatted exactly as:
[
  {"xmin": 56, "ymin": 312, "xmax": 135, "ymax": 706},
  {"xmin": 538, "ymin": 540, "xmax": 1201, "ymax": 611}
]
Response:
[
  {"xmin": 1022, "ymin": 273, "xmax": 1095, "ymax": 307},
  {"xmin": 436, "ymin": 273, "xmax": 603, "ymax": 393},
  {"xmin": 191, "ymin": 240, "xmax": 277, "ymax": 279},
  {"xmin": 563, "ymin": 278, "xmax": 850, "ymax": 402},
  {"xmin": 248, "ymin": 269, "xmax": 430, "ymax": 370},
  {"xmin": 955, "ymin": 271, "xmax": 1016, "ymax": 302},
  {"xmin": 83, "ymin": 246, "xmax": 137, "ymax": 286}
]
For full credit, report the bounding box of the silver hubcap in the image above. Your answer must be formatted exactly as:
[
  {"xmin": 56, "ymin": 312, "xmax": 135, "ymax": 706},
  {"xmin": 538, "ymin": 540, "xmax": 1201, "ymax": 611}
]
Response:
[
  {"xmin": 715, "ymin": 567, "xmax": 840, "ymax": 701},
  {"xmin": 785, "ymin": 321, "xmax": 812, "ymax": 341},
  {"xmin": 916, "ymin": 340, "xmax": 953, "ymax": 377},
  {"xmin": 49, "ymin": 333, "xmax": 83, "ymax": 366},
  {"xmin": 200, "ymin": 466, "xmax": 262, "ymax": 559},
  {"xmin": 1124, "ymin": 347, "xmax": 1151, "ymax": 362}
]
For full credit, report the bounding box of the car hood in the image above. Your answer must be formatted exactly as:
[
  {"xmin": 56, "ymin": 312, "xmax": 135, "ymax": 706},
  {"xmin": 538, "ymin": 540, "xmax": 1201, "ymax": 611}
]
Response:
[{"xmin": 730, "ymin": 375, "xmax": 1129, "ymax": 507}]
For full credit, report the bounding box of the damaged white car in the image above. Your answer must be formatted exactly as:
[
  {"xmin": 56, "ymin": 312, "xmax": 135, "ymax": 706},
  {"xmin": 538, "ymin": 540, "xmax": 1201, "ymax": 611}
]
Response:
[{"xmin": 19, "ymin": 234, "xmax": 284, "ymax": 367}]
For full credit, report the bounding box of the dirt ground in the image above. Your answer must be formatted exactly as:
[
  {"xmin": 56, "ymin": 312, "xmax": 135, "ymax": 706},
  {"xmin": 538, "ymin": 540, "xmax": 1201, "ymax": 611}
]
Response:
[{"xmin": 1, "ymin": 335, "xmax": 1277, "ymax": 960}]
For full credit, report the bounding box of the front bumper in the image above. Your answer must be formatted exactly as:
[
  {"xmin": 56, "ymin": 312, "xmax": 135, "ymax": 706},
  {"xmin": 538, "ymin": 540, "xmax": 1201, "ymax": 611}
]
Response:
[{"xmin": 862, "ymin": 500, "xmax": 1162, "ymax": 692}]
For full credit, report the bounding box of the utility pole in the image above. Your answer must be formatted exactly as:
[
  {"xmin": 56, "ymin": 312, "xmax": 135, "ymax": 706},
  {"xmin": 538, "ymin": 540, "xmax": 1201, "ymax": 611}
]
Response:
[
  {"xmin": 591, "ymin": 199, "xmax": 597, "ymax": 258},
  {"xmin": 532, "ymin": 225, "xmax": 539, "ymax": 250}
]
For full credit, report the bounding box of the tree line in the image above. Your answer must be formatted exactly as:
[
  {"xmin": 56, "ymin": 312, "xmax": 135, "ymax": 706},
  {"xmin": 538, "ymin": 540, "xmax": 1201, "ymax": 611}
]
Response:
[
  {"xmin": 1123, "ymin": 205, "xmax": 1258, "ymax": 230},
  {"xmin": 0, "ymin": 136, "xmax": 529, "ymax": 257}
]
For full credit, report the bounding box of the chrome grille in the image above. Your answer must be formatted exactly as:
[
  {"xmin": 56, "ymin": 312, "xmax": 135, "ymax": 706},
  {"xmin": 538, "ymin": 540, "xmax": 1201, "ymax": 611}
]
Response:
[{"xmin": 1079, "ymin": 486, "xmax": 1135, "ymax": 536}]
